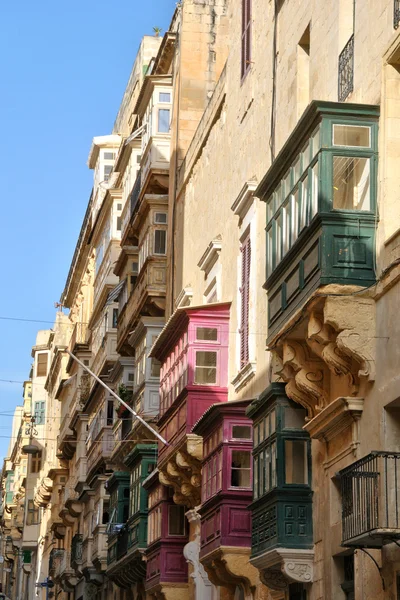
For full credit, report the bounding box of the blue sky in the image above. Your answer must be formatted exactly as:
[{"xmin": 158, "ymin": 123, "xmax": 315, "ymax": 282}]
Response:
[{"xmin": 0, "ymin": 0, "xmax": 175, "ymax": 461}]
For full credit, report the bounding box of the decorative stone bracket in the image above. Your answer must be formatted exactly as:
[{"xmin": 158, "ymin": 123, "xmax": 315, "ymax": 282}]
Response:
[
  {"xmin": 159, "ymin": 435, "xmax": 203, "ymax": 507},
  {"xmin": 202, "ymin": 547, "xmax": 259, "ymax": 600},
  {"xmin": 250, "ymin": 548, "xmax": 314, "ymax": 592},
  {"xmin": 272, "ymin": 294, "xmax": 376, "ymax": 420}
]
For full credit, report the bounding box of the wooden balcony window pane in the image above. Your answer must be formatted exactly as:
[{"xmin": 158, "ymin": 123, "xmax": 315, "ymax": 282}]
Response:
[
  {"xmin": 266, "ymin": 227, "xmax": 273, "ymax": 277},
  {"xmin": 168, "ymin": 505, "xmax": 186, "ymax": 536},
  {"xmin": 259, "ymin": 450, "xmax": 265, "ymax": 494},
  {"xmin": 275, "ymin": 213, "xmax": 282, "ymax": 265},
  {"xmin": 285, "ymin": 440, "xmax": 308, "ymax": 484},
  {"xmin": 284, "ymin": 406, "xmax": 307, "ymax": 429},
  {"xmin": 271, "ymin": 442, "xmax": 277, "ymax": 488},
  {"xmin": 194, "ymin": 351, "xmax": 217, "ymax": 384},
  {"xmin": 312, "ymin": 127, "xmax": 320, "ymax": 157},
  {"xmin": 196, "ymin": 327, "xmax": 218, "ymax": 341},
  {"xmin": 253, "ymin": 455, "xmax": 259, "ymax": 499},
  {"xmin": 282, "ymin": 202, "xmax": 290, "ymax": 256},
  {"xmin": 151, "ymin": 359, "xmax": 161, "ymax": 378},
  {"xmin": 270, "ymin": 409, "xmax": 276, "ymax": 435},
  {"xmin": 311, "ymin": 163, "xmax": 319, "ymax": 218},
  {"xmin": 231, "ymin": 450, "xmax": 251, "ymax": 488},
  {"xmin": 333, "ymin": 124, "xmax": 370, "ymax": 148},
  {"xmin": 158, "ymin": 108, "xmax": 170, "ymax": 133},
  {"xmin": 333, "ymin": 156, "xmax": 370, "ymax": 211},
  {"xmin": 232, "ymin": 425, "xmax": 252, "ymax": 439},
  {"xmin": 300, "ymin": 175, "xmax": 309, "ymax": 231}
]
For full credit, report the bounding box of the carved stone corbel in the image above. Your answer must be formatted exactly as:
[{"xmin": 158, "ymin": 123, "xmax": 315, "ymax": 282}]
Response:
[
  {"xmin": 251, "ymin": 548, "xmax": 314, "ymax": 592},
  {"xmin": 273, "ymin": 341, "xmax": 328, "ymax": 418},
  {"xmin": 159, "ymin": 438, "xmax": 203, "ymax": 507},
  {"xmin": 323, "ymin": 296, "xmax": 376, "ymax": 381},
  {"xmin": 201, "ymin": 547, "xmax": 258, "ymax": 600}
]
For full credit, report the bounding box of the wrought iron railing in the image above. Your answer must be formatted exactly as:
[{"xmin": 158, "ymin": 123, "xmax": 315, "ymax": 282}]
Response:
[
  {"xmin": 395, "ymin": 0, "xmax": 400, "ymax": 28},
  {"xmin": 71, "ymin": 534, "xmax": 83, "ymax": 563},
  {"xmin": 340, "ymin": 451, "xmax": 400, "ymax": 547},
  {"xmin": 338, "ymin": 34, "xmax": 354, "ymax": 102}
]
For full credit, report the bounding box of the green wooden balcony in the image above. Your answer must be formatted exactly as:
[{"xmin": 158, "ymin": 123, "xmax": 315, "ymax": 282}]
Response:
[
  {"xmin": 247, "ymin": 384, "xmax": 313, "ymax": 557},
  {"xmin": 256, "ymin": 101, "xmax": 379, "ymax": 342}
]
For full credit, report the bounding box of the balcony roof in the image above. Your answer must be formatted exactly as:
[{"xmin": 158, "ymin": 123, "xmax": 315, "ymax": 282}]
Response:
[
  {"xmin": 87, "ymin": 134, "xmax": 122, "ymax": 170},
  {"xmin": 192, "ymin": 398, "xmax": 253, "ymax": 436},
  {"xmin": 149, "ymin": 301, "xmax": 231, "ymax": 361},
  {"xmin": 133, "ymin": 74, "xmax": 172, "ymax": 118}
]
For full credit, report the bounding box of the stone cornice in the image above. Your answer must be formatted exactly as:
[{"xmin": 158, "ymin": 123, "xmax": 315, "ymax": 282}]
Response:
[
  {"xmin": 231, "ymin": 361, "xmax": 257, "ymax": 392},
  {"xmin": 303, "ymin": 396, "xmax": 364, "ymax": 442},
  {"xmin": 231, "ymin": 179, "xmax": 258, "ymax": 221},
  {"xmin": 198, "ymin": 235, "xmax": 222, "ymax": 275},
  {"xmin": 175, "ymin": 286, "xmax": 193, "ymax": 309}
]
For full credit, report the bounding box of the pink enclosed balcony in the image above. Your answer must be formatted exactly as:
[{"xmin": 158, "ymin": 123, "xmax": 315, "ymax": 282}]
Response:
[{"xmin": 150, "ymin": 303, "xmax": 230, "ymax": 508}]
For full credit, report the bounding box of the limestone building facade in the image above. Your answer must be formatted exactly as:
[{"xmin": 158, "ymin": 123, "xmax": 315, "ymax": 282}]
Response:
[{"xmin": 3, "ymin": 1, "xmax": 400, "ymax": 600}]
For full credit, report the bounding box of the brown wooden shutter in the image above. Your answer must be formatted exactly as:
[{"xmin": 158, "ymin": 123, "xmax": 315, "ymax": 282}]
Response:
[{"xmin": 240, "ymin": 236, "xmax": 251, "ymax": 369}]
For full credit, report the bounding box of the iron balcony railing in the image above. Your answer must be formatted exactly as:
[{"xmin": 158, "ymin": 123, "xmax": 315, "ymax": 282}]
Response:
[
  {"xmin": 395, "ymin": 0, "xmax": 400, "ymax": 29},
  {"xmin": 338, "ymin": 34, "xmax": 354, "ymax": 102},
  {"xmin": 340, "ymin": 451, "xmax": 400, "ymax": 548},
  {"xmin": 71, "ymin": 533, "xmax": 83, "ymax": 564}
]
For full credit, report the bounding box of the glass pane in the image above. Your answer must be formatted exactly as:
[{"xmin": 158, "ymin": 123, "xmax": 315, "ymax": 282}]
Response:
[
  {"xmin": 271, "ymin": 442, "xmax": 277, "ymax": 488},
  {"xmin": 333, "ymin": 157, "xmax": 370, "ymax": 211},
  {"xmin": 270, "ymin": 409, "xmax": 276, "ymax": 435},
  {"xmin": 231, "ymin": 450, "xmax": 251, "ymax": 487},
  {"xmin": 168, "ymin": 505, "xmax": 186, "ymax": 535},
  {"xmin": 333, "ymin": 124, "xmax": 371, "ymax": 148},
  {"xmin": 195, "ymin": 351, "xmax": 217, "ymax": 384},
  {"xmin": 285, "ymin": 440, "xmax": 308, "ymax": 484},
  {"xmin": 267, "ymin": 197, "xmax": 274, "ymax": 223},
  {"xmin": 285, "ymin": 406, "xmax": 307, "ymax": 429},
  {"xmin": 253, "ymin": 455, "xmax": 259, "ymax": 500},
  {"xmin": 259, "ymin": 450, "xmax": 264, "ymax": 495},
  {"xmin": 283, "ymin": 170, "xmax": 291, "ymax": 197},
  {"xmin": 311, "ymin": 163, "xmax": 319, "ymax": 218},
  {"xmin": 275, "ymin": 183, "xmax": 282, "ymax": 206},
  {"xmin": 232, "ymin": 425, "xmax": 252, "ymax": 439},
  {"xmin": 291, "ymin": 189, "xmax": 299, "ymax": 246},
  {"xmin": 158, "ymin": 109, "xmax": 170, "ymax": 133},
  {"xmin": 300, "ymin": 175, "xmax": 309, "ymax": 231},
  {"xmin": 282, "ymin": 202, "xmax": 290, "ymax": 256},
  {"xmin": 259, "ymin": 419, "xmax": 265, "ymax": 443},
  {"xmin": 151, "ymin": 359, "xmax": 161, "ymax": 378},
  {"xmin": 265, "ymin": 447, "xmax": 270, "ymax": 491},
  {"xmin": 159, "ymin": 92, "xmax": 171, "ymax": 103},
  {"xmin": 267, "ymin": 227, "xmax": 273, "ymax": 277},
  {"xmin": 312, "ymin": 127, "xmax": 320, "ymax": 156},
  {"xmin": 275, "ymin": 213, "xmax": 282, "ymax": 265},
  {"xmin": 196, "ymin": 327, "xmax": 218, "ymax": 341},
  {"xmin": 154, "ymin": 229, "xmax": 166, "ymax": 254},
  {"xmin": 302, "ymin": 140, "xmax": 311, "ymax": 171},
  {"xmin": 254, "ymin": 424, "xmax": 259, "ymax": 447},
  {"xmin": 293, "ymin": 156, "xmax": 301, "ymax": 184}
]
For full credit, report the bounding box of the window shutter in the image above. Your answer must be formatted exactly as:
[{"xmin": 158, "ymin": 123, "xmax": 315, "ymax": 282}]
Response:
[
  {"xmin": 240, "ymin": 236, "xmax": 251, "ymax": 369},
  {"xmin": 241, "ymin": 0, "xmax": 252, "ymax": 78}
]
